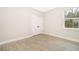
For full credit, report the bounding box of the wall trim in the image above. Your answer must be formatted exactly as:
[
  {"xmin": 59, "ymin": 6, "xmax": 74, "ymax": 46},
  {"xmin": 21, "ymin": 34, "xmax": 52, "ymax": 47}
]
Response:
[
  {"xmin": 0, "ymin": 35, "xmax": 33, "ymax": 45},
  {"xmin": 43, "ymin": 32, "xmax": 79, "ymax": 43},
  {"xmin": 0, "ymin": 33, "xmax": 79, "ymax": 45}
]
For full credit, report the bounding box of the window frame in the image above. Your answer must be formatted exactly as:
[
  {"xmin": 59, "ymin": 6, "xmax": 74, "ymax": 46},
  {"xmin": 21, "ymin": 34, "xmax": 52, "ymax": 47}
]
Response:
[{"xmin": 64, "ymin": 7, "xmax": 79, "ymax": 30}]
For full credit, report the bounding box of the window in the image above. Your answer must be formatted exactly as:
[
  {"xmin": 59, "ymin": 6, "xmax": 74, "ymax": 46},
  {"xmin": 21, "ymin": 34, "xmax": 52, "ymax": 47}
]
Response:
[{"xmin": 65, "ymin": 7, "xmax": 79, "ymax": 29}]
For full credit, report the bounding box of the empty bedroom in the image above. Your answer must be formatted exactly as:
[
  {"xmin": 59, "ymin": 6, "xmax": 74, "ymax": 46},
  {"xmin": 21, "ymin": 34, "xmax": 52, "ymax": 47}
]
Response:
[{"xmin": 0, "ymin": 7, "xmax": 79, "ymax": 51}]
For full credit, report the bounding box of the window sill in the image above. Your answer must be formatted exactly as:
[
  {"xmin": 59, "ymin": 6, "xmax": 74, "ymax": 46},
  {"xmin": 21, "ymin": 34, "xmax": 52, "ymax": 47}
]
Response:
[{"xmin": 64, "ymin": 28, "xmax": 79, "ymax": 30}]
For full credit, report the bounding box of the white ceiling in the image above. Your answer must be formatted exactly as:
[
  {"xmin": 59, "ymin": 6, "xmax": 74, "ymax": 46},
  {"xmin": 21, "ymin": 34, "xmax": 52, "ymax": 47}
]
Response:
[{"xmin": 32, "ymin": 7, "xmax": 55, "ymax": 12}]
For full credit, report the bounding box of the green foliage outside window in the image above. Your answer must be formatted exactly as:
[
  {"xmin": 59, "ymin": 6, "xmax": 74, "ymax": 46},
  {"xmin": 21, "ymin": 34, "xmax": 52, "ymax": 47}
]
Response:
[
  {"xmin": 65, "ymin": 7, "xmax": 79, "ymax": 28},
  {"xmin": 65, "ymin": 8, "xmax": 79, "ymax": 18},
  {"xmin": 65, "ymin": 19, "xmax": 78, "ymax": 28}
]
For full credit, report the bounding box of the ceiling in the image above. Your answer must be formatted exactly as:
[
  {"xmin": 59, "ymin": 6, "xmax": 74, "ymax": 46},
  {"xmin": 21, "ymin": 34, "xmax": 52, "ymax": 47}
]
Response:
[{"xmin": 32, "ymin": 7, "xmax": 55, "ymax": 12}]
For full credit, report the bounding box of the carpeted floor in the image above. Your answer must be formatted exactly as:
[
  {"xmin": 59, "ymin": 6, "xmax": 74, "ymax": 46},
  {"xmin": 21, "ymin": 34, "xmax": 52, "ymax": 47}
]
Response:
[{"xmin": 0, "ymin": 34, "xmax": 79, "ymax": 51}]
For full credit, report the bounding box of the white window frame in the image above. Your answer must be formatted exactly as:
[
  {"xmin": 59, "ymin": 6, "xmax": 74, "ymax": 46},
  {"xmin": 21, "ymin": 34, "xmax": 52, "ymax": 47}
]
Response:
[{"xmin": 64, "ymin": 7, "xmax": 79, "ymax": 30}]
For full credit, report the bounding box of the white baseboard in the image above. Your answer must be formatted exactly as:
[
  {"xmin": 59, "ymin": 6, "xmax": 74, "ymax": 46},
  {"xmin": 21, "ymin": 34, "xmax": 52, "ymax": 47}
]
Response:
[
  {"xmin": 0, "ymin": 32, "xmax": 43, "ymax": 45},
  {"xmin": 0, "ymin": 35, "xmax": 33, "ymax": 45},
  {"xmin": 43, "ymin": 32, "xmax": 79, "ymax": 43},
  {"xmin": 0, "ymin": 33, "xmax": 79, "ymax": 45},
  {"xmin": 33, "ymin": 32, "xmax": 44, "ymax": 35}
]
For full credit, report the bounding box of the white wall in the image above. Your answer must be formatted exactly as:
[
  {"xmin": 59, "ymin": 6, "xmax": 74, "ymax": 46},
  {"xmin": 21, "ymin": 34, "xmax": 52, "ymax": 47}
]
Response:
[
  {"xmin": 1, "ymin": 7, "xmax": 78, "ymax": 43},
  {"xmin": 44, "ymin": 7, "xmax": 79, "ymax": 41},
  {"xmin": 0, "ymin": 8, "xmax": 4, "ymax": 41},
  {"xmin": 0, "ymin": 7, "xmax": 43, "ymax": 42},
  {"xmin": 31, "ymin": 9, "xmax": 44, "ymax": 35}
]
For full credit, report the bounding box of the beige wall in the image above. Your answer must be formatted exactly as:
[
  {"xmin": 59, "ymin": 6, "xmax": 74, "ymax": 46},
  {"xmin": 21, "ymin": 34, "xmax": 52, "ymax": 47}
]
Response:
[
  {"xmin": 0, "ymin": 7, "xmax": 43, "ymax": 42},
  {"xmin": 44, "ymin": 7, "xmax": 79, "ymax": 40}
]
